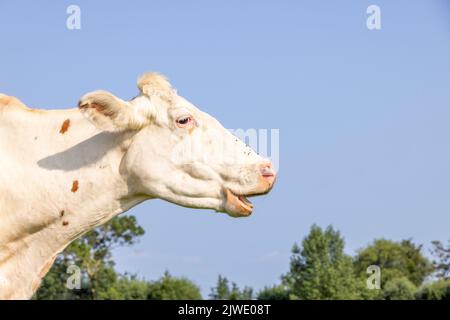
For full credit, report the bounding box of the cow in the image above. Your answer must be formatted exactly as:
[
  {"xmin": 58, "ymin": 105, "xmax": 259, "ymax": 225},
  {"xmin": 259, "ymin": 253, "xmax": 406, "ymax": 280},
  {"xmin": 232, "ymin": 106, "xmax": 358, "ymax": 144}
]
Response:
[{"xmin": 0, "ymin": 73, "xmax": 276, "ymax": 299}]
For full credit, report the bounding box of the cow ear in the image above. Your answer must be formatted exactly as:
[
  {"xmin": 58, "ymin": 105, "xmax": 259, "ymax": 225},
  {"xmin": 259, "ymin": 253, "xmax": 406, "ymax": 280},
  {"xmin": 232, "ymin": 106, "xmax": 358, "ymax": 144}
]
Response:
[{"xmin": 78, "ymin": 90, "xmax": 150, "ymax": 131}]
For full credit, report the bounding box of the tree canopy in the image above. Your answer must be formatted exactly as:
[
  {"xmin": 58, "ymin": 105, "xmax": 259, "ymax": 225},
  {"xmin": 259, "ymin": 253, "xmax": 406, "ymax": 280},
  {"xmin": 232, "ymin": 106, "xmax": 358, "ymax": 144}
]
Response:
[
  {"xmin": 281, "ymin": 225, "xmax": 361, "ymax": 299},
  {"xmin": 34, "ymin": 215, "xmax": 202, "ymax": 300},
  {"xmin": 35, "ymin": 218, "xmax": 449, "ymax": 300},
  {"xmin": 353, "ymin": 239, "xmax": 433, "ymax": 287},
  {"xmin": 209, "ymin": 275, "xmax": 253, "ymax": 300}
]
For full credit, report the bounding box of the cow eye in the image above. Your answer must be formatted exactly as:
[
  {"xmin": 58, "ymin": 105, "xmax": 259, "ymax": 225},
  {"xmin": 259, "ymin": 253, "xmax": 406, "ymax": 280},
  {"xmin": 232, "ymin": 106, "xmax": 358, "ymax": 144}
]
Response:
[{"xmin": 176, "ymin": 115, "xmax": 193, "ymax": 127}]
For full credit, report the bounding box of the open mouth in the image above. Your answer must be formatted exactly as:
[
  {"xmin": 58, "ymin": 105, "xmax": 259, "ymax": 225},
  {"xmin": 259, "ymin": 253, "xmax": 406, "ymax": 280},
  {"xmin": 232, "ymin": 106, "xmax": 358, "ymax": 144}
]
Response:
[{"xmin": 225, "ymin": 189, "xmax": 254, "ymax": 217}]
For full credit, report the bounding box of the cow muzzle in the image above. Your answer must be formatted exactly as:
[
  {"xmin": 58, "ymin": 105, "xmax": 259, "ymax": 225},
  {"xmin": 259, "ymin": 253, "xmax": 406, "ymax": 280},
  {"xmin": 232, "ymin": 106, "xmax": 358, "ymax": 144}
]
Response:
[{"xmin": 224, "ymin": 161, "xmax": 277, "ymax": 217}]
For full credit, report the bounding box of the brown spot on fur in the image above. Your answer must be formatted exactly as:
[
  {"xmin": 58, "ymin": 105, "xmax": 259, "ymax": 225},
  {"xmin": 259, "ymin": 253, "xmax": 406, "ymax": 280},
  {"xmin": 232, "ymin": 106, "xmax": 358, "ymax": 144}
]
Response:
[
  {"xmin": 62, "ymin": 221, "xmax": 69, "ymax": 226},
  {"xmin": 71, "ymin": 180, "xmax": 79, "ymax": 193},
  {"xmin": 60, "ymin": 210, "xmax": 65, "ymax": 217},
  {"xmin": 79, "ymin": 101, "xmax": 114, "ymax": 117},
  {"xmin": 59, "ymin": 119, "xmax": 70, "ymax": 134}
]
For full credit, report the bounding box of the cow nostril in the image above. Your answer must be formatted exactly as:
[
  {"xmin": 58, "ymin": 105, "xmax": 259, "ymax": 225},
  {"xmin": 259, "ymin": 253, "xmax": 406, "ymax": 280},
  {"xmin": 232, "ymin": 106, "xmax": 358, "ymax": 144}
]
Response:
[{"xmin": 260, "ymin": 163, "xmax": 276, "ymax": 178}]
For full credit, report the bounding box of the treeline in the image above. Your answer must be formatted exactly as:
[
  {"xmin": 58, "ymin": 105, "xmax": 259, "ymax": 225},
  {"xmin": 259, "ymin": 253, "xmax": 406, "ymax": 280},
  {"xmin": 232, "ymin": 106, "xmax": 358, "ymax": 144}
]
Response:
[{"xmin": 34, "ymin": 216, "xmax": 450, "ymax": 300}]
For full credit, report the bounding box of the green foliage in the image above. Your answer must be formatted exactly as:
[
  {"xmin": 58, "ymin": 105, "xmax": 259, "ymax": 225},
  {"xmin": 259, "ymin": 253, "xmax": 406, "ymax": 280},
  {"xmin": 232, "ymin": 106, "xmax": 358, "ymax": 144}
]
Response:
[
  {"xmin": 257, "ymin": 285, "xmax": 290, "ymax": 300},
  {"xmin": 35, "ymin": 215, "xmax": 145, "ymax": 300},
  {"xmin": 209, "ymin": 275, "xmax": 229, "ymax": 300},
  {"xmin": 33, "ymin": 216, "xmax": 450, "ymax": 301},
  {"xmin": 209, "ymin": 275, "xmax": 253, "ymax": 300},
  {"xmin": 431, "ymin": 240, "xmax": 450, "ymax": 280},
  {"xmin": 416, "ymin": 279, "xmax": 450, "ymax": 300},
  {"xmin": 147, "ymin": 271, "xmax": 202, "ymax": 300},
  {"xmin": 33, "ymin": 261, "xmax": 74, "ymax": 299},
  {"xmin": 112, "ymin": 275, "xmax": 151, "ymax": 300},
  {"xmin": 34, "ymin": 215, "xmax": 201, "ymax": 300},
  {"xmin": 282, "ymin": 225, "xmax": 361, "ymax": 300},
  {"xmin": 354, "ymin": 239, "xmax": 433, "ymax": 288},
  {"xmin": 383, "ymin": 277, "xmax": 417, "ymax": 300}
]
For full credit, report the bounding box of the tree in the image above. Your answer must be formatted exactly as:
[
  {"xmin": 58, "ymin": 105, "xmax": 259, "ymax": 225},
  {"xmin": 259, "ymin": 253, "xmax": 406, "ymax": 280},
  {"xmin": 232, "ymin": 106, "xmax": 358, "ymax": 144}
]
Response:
[
  {"xmin": 35, "ymin": 215, "xmax": 145, "ymax": 299},
  {"xmin": 147, "ymin": 271, "xmax": 202, "ymax": 300},
  {"xmin": 354, "ymin": 239, "xmax": 433, "ymax": 288},
  {"xmin": 416, "ymin": 279, "xmax": 450, "ymax": 300},
  {"xmin": 282, "ymin": 225, "xmax": 361, "ymax": 300},
  {"xmin": 431, "ymin": 240, "xmax": 450, "ymax": 279},
  {"xmin": 257, "ymin": 285, "xmax": 290, "ymax": 300},
  {"xmin": 209, "ymin": 275, "xmax": 230, "ymax": 300},
  {"xmin": 93, "ymin": 273, "xmax": 151, "ymax": 300},
  {"xmin": 35, "ymin": 215, "xmax": 204, "ymax": 300},
  {"xmin": 209, "ymin": 275, "xmax": 253, "ymax": 300},
  {"xmin": 383, "ymin": 277, "xmax": 417, "ymax": 300}
]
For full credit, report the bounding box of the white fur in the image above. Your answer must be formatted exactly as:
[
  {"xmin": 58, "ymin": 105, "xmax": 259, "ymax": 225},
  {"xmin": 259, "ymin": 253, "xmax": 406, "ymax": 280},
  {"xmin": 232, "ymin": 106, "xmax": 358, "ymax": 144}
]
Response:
[{"xmin": 0, "ymin": 74, "xmax": 275, "ymax": 299}]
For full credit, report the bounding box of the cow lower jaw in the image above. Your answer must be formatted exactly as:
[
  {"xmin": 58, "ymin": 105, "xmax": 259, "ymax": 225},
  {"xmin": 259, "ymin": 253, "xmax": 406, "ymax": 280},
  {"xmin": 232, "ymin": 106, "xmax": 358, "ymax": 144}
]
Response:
[{"xmin": 225, "ymin": 189, "xmax": 254, "ymax": 217}]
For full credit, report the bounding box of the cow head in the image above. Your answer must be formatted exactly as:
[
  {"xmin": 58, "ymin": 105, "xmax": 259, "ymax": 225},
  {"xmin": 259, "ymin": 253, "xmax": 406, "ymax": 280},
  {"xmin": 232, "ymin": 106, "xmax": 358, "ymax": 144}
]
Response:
[{"xmin": 78, "ymin": 73, "xmax": 276, "ymax": 217}]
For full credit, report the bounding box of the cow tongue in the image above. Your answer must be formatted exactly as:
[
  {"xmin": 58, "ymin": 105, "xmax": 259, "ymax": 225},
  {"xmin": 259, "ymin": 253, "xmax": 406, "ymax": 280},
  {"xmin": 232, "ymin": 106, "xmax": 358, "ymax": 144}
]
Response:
[
  {"xmin": 238, "ymin": 195, "xmax": 253, "ymax": 208},
  {"xmin": 226, "ymin": 189, "xmax": 254, "ymax": 213}
]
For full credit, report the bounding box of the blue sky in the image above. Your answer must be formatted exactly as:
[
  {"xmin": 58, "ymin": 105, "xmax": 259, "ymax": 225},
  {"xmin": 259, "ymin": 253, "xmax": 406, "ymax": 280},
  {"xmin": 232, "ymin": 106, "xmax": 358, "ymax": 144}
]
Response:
[{"xmin": 1, "ymin": 0, "xmax": 449, "ymax": 296}]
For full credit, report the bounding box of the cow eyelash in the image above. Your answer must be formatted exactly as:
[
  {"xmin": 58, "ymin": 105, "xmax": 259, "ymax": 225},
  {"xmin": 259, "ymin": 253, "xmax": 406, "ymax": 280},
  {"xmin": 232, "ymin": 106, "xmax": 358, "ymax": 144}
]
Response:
[{"xmin": 176, "ymin": 115, "xmax": 193, "ymax": 127}]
